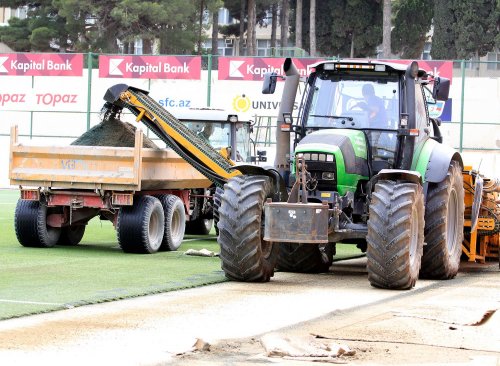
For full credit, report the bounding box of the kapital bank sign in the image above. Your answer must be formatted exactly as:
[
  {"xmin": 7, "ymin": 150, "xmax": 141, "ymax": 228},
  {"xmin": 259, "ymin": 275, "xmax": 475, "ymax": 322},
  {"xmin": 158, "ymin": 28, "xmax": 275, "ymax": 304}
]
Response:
[
  {"xmin": 0, "ymin": 53, "xmax": 83, "ymax": 76},
  {"xmin": 99, "ymin": 55, "xmax": 201, "ymax": 79},
  {"xmin": 219, "ymin": 57, "xmax": 324, "ymax": 81}
]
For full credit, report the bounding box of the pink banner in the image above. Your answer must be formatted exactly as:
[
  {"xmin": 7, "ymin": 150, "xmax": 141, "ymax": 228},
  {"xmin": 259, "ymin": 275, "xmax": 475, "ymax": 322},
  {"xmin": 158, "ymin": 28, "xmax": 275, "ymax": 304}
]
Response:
[
  {"xmin": 383, "ymin": 59, "xmax": 453, "ymax": 83},
  {"xmin": 0, "ymin": 53, "xmax": 83, "ymax": 76},
  {"xmin": 218, "ymin": 57, "xmax": 323, "ymax": 81},
  {"xmin": 99, "ymin": 55, "xmax": 201, "ymax": 79}
]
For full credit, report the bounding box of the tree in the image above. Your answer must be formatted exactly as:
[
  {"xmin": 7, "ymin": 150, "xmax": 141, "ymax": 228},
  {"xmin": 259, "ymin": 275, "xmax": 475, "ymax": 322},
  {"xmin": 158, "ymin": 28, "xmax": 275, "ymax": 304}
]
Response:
[
  {"xmin": 0, "ymin": 17, "xmax": 31, "ymax": 51},
  {"xmin": 295, "ymin": 0, "xmax": 302, "ymax": 50},
  {"xmin": 0, "ymin": 0, "xmax": 69, "ymax": 51},
  {"xmin": 248, "ymin": 0, "xmax": 256, "ymax": 55},
  {"xmin": 280, "ymin": 0, "xmax": 289, "ymax": 53},
  {"xmin": 453, "ymin": 0, "xmax": 497, "ymax": 59},
  {"xmin": 381, "ymin": 0, "xmax": 392, "ymax": 58},
  {"xmin": 315, "ymin": 0, "xmax": 381, "ymax": 58},
  {"xmin": 391, "ymin": 0, "xmax": 433, "ymax": 59},
  {"xmin": 430, "ymin": 1, "xmax": 457, "ymax": 59},
  {"xmin": 309, "ymin": 0, "xmax": 316, "ymax": 56}
]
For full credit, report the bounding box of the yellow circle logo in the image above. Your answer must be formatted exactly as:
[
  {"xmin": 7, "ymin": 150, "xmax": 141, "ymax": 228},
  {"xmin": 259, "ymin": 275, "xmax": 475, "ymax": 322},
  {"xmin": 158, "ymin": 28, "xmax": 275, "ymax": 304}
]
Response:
[{"xmin": 232, "ymin": 94, "xmax": 251, "ymax": 112}]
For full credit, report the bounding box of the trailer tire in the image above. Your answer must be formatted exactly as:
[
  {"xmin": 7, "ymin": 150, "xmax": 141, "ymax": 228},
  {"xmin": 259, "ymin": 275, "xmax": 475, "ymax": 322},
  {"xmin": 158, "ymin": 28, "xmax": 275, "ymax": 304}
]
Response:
[
  {"xmin": 185, "ymin": 218, "xmax": 213, "ymax": 236},
  {"xmin": 14, "ymin": 200, "xmax": 61, "ymax": 248},
  {"xmin": 185, "ymin": 189, "xmax": 212, "ymax": 235},
  {"xmin": 218, "ymin": 175, "xmax": 279, "ymax": 282},
  {"xmin": 157, "ymin": 194, "xmax": 186, "ymax": 251},
  {"xmin": 367, "ymin": 180, "xmax": 424, "ymax": 290},
  {"xmin": 117, "ymin": 195, "xmax": 165, "ymax": 254},
  {"xmin": 421, "ymin": 161, "xmax": 464, "ymax": 279},
  {"xmin": 277, "ymin": 243, "xmax": 333, "ymax": 273},
  {"xmin": 58, "ymin": 225, "xmax": 86, "ymax": 246}
]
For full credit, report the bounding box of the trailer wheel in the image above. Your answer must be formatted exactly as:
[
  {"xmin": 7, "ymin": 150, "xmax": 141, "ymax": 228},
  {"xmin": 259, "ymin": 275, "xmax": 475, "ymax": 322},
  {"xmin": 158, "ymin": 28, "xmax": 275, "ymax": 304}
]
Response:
[
  {"xmin": 58, "ymin": 225, "xmax": 86, "ymax": 246},
  {"xmin": 117, "ymin": 195, "xmax": 165, "ymax": 254},
  {"xmin": 14, "ymin": 200, "xmax": 61, "ymax": 248},
  {"xmin": 367, "ymin": 180, "xmax": 424, "ymax": 289},
  {"xmin": 218, "ymin": 175, "xmax": 279, "ymax": 282},
  {"xmin": 185, "ymin": 189, "xmax": 212, "ymax": 235},
  {"xmin": 186, "ymin": 218, "xmax": 213, "ymax": 236},
  {"xmin": 421, "ymin": 161, "xmax": 464, "ymax": 279},
  {"xmin": 277, "ymin": 243, "xmax": 333, "ymax": 273},
  {"xmin": 157, "ymin": 194, "xmax": 186, "ymax": 251}
]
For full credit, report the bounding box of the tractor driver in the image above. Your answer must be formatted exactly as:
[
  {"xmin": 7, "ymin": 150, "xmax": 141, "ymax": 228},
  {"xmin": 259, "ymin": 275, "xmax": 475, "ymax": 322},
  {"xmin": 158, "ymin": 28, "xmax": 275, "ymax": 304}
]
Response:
[{"xmin": 352, "ymin": 83, "xmax": 387, "ymax": 126}]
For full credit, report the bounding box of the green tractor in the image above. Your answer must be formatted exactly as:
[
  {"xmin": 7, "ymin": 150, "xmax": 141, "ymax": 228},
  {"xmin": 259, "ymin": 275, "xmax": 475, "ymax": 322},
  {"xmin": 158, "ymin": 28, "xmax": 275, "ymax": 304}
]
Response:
[{"xmin": 217, "ymin": 58, "xmax": 464, "ymax": 289}]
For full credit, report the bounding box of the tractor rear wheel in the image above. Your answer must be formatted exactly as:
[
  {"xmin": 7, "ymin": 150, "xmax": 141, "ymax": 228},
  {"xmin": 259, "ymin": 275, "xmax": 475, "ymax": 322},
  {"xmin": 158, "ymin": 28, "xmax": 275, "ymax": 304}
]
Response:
[
  {"xmin": 218, "ymin": 175, "xmax": 279, "ymax": 282},
  {"xmin": 421, "ymin": 161, "xmax": 464, "ymax": 279},
  {"xmin": 277, "ymin": 243, "xmax": 333, "ymax": 273},
  {"xmin": 14, "ymin": 200, "xmax": 61, "ymax": 248},
  {"xmin": 367, "ymin": 180, "xmax": 424, "ymax": 289},
  {"xmin": 117, "ymin": 195, "xmax": 165, "ymax": 254}
]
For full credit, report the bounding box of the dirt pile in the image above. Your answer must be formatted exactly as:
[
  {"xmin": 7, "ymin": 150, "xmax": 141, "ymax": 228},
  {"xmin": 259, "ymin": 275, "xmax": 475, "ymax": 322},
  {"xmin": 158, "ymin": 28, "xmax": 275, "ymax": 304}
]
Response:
[{"xmin": 71, "ymin": 117, "xmax": 158, "ymax": 148}]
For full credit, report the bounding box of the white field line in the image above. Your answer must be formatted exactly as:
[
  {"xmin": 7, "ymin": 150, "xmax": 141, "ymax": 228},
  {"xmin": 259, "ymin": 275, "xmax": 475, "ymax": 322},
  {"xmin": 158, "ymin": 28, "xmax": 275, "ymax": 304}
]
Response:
[{"xmin": 0, "ymin": 299, "xmax": 64, "ymax": 306}]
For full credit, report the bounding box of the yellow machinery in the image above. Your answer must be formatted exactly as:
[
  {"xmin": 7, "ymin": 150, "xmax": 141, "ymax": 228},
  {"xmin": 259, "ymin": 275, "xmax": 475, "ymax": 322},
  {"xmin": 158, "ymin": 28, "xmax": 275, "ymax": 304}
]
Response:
[{"xmin": 462, "ymin": 166, "xmax": 500, "ymax": 263}]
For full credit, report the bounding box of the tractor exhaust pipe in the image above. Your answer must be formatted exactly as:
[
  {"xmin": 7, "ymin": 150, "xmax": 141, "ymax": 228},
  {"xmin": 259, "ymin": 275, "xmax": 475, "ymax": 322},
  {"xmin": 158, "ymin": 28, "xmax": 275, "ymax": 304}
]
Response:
[{"xmin": 274, "ymin": 58, "xmax": 300, "ymax": 181}]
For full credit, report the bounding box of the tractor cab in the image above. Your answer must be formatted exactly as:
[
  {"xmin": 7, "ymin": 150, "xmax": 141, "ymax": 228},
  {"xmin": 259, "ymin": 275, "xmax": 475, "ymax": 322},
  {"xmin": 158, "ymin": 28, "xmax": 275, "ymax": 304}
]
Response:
[{"xmin": 301, "ymin": 65, "xmax": 401, "ymax": 170}]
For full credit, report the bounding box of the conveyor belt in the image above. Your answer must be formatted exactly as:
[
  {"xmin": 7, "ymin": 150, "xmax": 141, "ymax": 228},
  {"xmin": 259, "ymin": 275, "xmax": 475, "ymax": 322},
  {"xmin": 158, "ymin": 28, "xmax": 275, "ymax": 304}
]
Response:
[{"xmin": 112, "ymin": 88, "xmax": 240, "ymax": 187}]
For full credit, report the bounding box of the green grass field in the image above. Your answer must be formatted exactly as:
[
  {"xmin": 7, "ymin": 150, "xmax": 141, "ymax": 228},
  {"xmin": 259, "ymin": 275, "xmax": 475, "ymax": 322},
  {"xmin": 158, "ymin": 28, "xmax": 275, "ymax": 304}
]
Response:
[{"xmin": 0, "ymin": 189, "xmax": 363, "ymax": 320}]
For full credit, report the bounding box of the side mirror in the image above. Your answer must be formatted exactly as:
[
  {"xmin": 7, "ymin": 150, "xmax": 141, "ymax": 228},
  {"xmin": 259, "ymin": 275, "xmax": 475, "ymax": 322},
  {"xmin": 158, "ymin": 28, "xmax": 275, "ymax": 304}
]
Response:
[
  {"xmin": 432, "ymin": 77, "xmax": 450, "ymax": 101},
  {"xmin": 262, "ymin": 72, "xmax": 278, "ymax": 94}
]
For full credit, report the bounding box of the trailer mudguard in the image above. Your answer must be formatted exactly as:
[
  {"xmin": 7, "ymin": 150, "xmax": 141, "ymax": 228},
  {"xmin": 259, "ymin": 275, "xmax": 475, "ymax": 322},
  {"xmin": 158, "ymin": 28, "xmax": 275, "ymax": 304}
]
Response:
[{"xmin": 412, "ymin": 139, "xmax": 463, "ymax": 184}]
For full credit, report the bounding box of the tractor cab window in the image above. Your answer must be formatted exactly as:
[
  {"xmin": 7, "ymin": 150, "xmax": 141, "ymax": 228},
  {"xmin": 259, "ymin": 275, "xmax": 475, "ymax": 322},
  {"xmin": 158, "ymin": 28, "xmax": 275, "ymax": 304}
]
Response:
[
  {"xmin": 305, "ymin": 74, "xmax": 400, "ymax": 163},
  {"xmin": 183, "ymin": 120, "xmax": 250, "ymax": 162},
  {"xmin": 305, "ymin": 76, "xmax": 399, "ymax": 130},
  {"xmin": 235, "ymin": 122, "xmax": 251, "ymax": 162}
]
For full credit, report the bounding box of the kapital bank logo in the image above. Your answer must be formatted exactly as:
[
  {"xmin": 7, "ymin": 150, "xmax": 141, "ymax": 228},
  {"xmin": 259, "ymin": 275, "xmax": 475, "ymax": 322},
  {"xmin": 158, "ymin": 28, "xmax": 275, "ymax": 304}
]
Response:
[
  {"xmin": 109, "ymin": 58, "xmax": 124, "ymax": 76},
  {"xmin": 0, "ymin": 56, "xmax": 9, "ymax": 73},
  {"xmin": 229, "ymin": 60, "xmax": 245, "ymax": 78}
]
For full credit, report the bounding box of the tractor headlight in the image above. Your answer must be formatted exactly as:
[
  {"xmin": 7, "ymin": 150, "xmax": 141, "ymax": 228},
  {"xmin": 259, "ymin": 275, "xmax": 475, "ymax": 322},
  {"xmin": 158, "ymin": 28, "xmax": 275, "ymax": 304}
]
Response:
[{"xmin": 322, "ymin": 172, "xmax": 335, "ymax": 180}]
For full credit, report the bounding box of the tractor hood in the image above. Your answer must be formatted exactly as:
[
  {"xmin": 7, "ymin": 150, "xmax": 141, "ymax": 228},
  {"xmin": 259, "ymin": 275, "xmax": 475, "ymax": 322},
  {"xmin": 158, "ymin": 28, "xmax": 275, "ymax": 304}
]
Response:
[{"xmin": 294, "ymin": 129, "xmax": 369, "ymax": 195}]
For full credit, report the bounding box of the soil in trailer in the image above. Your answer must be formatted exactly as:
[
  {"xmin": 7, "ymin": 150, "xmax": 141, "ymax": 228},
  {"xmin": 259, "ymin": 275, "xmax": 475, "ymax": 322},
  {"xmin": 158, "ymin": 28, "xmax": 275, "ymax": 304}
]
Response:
[{"xmin": 71, "ymin": 117, "xmax": 159, "ymax": 148}]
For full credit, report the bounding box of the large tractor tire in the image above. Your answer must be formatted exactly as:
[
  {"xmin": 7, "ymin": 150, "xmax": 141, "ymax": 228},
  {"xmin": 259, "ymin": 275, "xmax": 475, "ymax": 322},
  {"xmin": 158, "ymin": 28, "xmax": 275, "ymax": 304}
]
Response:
[
  {"xmin": 218, "ymin": 175, "xmax": 279, "ymax": 282},
  {"xmin": 14, "ymin": 200, "xmax": 61, "ymax": 248},
  {"xmin": 421, "ymin": 161, "xmax": 464, "ymax": 279},
  {"xmin": 157, "ymin": 194, "xmax": 186, "ymax": 251},
  {"xmin": 57, "ymin": 225, "xmax": 86, "ymax": 246},
  {"xmin": 117, "ymin": 195, "xmax": 165, "ymax": 254},
  {"xmin": 277, "ymin": 243, "xmax": 334, "ymax": 273},
  {"xmin": 367, "ymin": 180, "xmax": 424, "ymax": 289}
]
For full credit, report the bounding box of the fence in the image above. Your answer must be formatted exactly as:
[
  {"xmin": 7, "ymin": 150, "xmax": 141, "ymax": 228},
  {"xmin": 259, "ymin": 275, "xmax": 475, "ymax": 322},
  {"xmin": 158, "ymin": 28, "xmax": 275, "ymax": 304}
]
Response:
[{"xmin": 0, "ymin": 54, "xmax": 499, "ymax": 186}]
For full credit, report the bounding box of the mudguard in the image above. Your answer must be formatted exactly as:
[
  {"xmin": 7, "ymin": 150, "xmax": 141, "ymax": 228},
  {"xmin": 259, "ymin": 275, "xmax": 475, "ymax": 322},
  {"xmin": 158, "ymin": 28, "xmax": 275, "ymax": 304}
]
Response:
[{"xmin": 413, "ymin": 139, "xmax": 463, "ymax": 184}]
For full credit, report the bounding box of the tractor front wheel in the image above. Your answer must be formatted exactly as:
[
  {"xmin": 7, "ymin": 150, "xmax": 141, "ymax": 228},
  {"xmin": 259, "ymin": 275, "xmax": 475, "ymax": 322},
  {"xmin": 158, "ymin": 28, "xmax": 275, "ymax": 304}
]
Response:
[
  {"xmin": 367, "ymin": 180, "xmax": 424, "ymax": 289},
  {"xmin": 218, "ymin": 175, "xmax": 279, "ymax": 282}
]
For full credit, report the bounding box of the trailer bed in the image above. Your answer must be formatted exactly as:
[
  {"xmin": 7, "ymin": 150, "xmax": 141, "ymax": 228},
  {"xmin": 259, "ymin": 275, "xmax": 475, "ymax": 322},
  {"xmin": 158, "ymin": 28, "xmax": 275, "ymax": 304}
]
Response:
[{"xmin": 9, "ymin": 126, "xmax": 211, "ymax": 191}]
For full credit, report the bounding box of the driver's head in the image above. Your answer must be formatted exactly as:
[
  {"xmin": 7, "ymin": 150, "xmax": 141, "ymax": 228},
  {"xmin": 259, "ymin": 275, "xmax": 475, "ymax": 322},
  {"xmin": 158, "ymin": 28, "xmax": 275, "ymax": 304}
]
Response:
[{"xmin": 362, "ymin": 83, "xmax": 375, "ymax": 98}]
